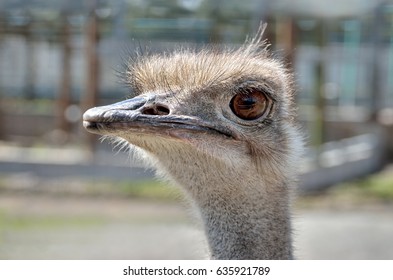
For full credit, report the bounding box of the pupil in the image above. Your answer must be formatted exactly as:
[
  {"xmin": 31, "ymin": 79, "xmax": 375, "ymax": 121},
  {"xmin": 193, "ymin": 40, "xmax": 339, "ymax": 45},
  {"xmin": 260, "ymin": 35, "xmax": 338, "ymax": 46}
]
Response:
[{"xmin": 241, "ymin": 97, "xmax": 255, "ymax": 106}]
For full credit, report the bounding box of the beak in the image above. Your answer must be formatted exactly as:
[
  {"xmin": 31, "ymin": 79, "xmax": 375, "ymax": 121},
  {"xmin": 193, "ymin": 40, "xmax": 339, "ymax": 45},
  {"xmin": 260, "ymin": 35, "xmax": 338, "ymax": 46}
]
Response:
[
  {"xmin": 83, "ymin": 96, "xmax": 235, "ymax": 139},
  {"xmin": 83, "ymin": 97, "xmax": 147, "ymax": 134}
]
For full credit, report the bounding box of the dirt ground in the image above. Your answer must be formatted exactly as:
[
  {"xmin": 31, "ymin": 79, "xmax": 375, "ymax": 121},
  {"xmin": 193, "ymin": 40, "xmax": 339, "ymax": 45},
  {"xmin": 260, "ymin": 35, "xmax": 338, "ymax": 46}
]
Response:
[{"xmin": 1, "ymin": 190, "xmax": 393, "ymax": 260}]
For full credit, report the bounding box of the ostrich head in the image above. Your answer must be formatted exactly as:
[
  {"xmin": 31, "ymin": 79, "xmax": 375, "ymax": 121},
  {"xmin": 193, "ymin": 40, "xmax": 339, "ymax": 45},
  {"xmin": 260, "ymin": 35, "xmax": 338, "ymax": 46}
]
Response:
[{"xmin": 83, "ymin": 25, "xmax": 303, "ymax": 259}]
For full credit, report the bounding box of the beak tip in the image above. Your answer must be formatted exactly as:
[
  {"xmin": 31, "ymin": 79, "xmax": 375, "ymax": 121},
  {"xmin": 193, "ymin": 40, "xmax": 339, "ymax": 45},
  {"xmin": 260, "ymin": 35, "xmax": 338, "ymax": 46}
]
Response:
[
  {"xmin": 83, "ymin": 120, "xmax": 105, "ymax": 135},
  {"xmin": 82, "ymin": 108, "xmax": 102, "ymax": 132},
  {"xmin": 82, "ymin": 107, "xmax": 99, "ymax": 122}
]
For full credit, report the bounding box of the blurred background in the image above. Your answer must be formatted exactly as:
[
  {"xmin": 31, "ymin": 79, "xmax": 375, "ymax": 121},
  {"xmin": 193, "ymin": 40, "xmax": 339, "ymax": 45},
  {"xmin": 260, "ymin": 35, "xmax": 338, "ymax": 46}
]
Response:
[{"xmin": 0, "ymin": 0, "xmax": 392, "ymax": 259}]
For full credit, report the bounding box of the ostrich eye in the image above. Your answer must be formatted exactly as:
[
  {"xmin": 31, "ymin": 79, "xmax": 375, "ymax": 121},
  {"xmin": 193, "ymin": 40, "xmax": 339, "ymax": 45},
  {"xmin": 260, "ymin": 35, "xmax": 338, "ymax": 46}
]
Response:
[{"xmin": 229, "ymin": 88, "xmax": 269, "ymax": 120}]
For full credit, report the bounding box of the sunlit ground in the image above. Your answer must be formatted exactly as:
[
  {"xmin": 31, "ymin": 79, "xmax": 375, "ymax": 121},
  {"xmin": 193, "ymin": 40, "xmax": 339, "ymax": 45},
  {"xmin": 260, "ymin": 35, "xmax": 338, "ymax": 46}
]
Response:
[{"xmin": 0, "ymin": 165, "xmax": 392, "ymax": 259}]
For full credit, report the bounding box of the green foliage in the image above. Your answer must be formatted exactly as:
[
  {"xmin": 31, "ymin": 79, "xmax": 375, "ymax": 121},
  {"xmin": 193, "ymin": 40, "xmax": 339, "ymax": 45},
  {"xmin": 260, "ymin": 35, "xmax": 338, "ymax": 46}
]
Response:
[
  {"xmin": 331, "ymin": 168, "xmax": 393, "ymax": 201},
  {"xmin": 115, "ymin": 180, "xmax": 182, "ymax": 201},
  {"xmin": 356, "ymin": 172, "xmax": 393, "ymax": 200},
  {"xmin": 0, "ymin": 175, "xmax": 182, "ymax": 201},
  {"xmin": 0, "ymin": 214, "xmax": 105, "ymax": 231}
]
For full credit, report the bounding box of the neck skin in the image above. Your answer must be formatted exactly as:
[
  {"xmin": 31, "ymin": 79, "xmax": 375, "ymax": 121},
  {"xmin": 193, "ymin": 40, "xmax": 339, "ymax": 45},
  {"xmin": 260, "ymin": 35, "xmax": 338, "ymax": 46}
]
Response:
[
  {"xmin": 154, "ymin": 152, "xmax": 293, "ymax": 260},
  {"xmin": 197, "ymin": 181, "xmax": 293, "ymax": 260}
]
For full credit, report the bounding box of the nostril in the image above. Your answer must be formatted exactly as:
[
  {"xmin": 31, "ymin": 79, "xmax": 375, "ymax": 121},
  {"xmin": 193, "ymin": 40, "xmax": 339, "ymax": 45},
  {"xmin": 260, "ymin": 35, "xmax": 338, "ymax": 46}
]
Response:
[
  {"xmin": 156, "ymin": 105, "xmax": 170, "ymax": 115},
  {"xmin": 141, "ymin": 105, "xmax": 170, "ymax": 116}
]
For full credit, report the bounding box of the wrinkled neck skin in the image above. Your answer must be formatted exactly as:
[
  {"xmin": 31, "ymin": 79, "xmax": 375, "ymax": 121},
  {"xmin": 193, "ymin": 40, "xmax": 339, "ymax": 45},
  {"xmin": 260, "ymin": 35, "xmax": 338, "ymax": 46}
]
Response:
[{"xmin": 132, "ymin": 138, "xmax": 294, "ymax": 260}]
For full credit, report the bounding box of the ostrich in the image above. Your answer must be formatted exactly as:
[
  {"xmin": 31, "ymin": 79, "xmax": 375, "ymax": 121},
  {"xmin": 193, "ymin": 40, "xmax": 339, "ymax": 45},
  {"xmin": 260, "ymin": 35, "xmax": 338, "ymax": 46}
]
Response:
[{"xmin": 83, "ymin": 25, "xmax": 303, "ymax": 260}]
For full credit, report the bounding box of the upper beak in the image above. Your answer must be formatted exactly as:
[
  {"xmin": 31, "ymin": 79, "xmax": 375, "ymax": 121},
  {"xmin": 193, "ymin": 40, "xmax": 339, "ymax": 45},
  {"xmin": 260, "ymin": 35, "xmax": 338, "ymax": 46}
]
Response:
[
  {"xmin": 83, "ymin": 97, "xmax": 147, "ymax": 133},
  {"xmin": 82, "ymin": 96, "xmax": 235, "ymax": 139}
]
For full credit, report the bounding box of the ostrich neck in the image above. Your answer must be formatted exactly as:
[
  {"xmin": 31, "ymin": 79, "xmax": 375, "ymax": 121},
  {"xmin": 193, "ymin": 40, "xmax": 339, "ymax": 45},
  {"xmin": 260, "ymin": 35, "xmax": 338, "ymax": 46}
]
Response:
[
  {"xmin": 148, "ymin": 144, "xmax": 294, "ymax": 260},
  {"xmin": 199, "ymin": 181, "xmax": 293, "ymax": 260},
  {"xmin": 162, "ymin": 159, "xmax": 293, "ymax": 260}
]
